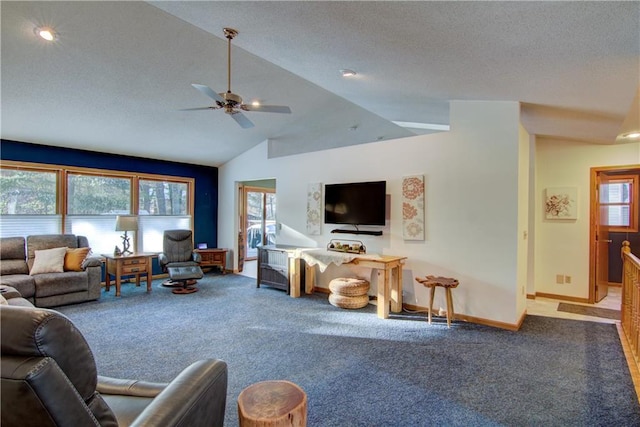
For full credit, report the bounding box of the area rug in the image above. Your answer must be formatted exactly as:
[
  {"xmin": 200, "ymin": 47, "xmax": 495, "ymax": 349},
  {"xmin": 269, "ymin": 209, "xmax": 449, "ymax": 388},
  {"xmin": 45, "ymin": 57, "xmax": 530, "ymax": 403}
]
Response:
[
  {"xmin": 56, "ymin": 274, "xmax": 640, "ymax": 426},
  {"xmin": 557, "ymin": 302, "xmax": 621, "ymax": 320}
]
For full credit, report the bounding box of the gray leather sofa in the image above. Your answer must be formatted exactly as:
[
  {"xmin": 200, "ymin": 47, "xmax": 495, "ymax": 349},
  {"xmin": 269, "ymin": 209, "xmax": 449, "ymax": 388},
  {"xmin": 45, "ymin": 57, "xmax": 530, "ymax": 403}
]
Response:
[
  {"xmin": 0, "ymin": 303, "xmax": 228, "ymax": 427},
  {"xmin": 0, "ymin": 235, "xmax": 102, "ymax": 307}
]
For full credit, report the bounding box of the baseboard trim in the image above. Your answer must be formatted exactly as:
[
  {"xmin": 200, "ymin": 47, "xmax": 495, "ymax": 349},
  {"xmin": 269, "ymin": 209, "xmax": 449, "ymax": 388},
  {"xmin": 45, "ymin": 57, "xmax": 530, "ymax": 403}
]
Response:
[
  {"xmin": 401, "ymin": 302, "xmax": 521, "ymax": 331},
  {"xmin": 535, "ymin": 292, "xmax": 589, "ymax": 304},
  {"xmin": 317, "ymin": 290, "xmax": 523, "ymax": 331}
]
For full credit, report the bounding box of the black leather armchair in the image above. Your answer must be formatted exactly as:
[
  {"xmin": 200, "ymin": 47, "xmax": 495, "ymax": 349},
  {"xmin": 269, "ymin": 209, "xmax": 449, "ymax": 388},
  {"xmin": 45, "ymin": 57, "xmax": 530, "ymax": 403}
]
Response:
[
  {"xmin": 0, "ymin": 305, "xmax": 227, "ymax": 427},
  {"xmin": 158, "ymin": 230, "xmax": 204, "ymax": 294}
]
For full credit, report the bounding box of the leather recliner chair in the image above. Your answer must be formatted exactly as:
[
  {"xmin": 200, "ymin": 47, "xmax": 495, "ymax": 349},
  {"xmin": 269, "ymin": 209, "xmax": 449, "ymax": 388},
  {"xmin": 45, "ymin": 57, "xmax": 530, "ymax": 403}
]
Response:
[
  {"xmin": 158, "ymin": 230, "xmax": 204, "ymax": 294},
  {"xmin": 0, "ymin": 305, "xmax": 227, "ymax": 427}
]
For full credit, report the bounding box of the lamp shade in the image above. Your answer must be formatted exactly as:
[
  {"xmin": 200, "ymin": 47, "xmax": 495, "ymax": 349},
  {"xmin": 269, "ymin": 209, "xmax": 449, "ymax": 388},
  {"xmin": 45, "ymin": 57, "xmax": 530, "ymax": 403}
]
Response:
[{"xmin": 115, "ymin": 215, "xmax": 139, "ymax": 232}]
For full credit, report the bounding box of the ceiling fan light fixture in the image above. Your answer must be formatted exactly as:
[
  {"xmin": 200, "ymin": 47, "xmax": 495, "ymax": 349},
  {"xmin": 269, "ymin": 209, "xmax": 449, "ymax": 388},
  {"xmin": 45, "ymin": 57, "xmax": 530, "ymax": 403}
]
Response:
[
  {"xmin": 340, "ymin": 69, "xmax": 357, "ymax": 77},
  {"xmin": 186, "ymin": 27, "xmax": 291, "ymax": 129},
  {"xmin": 34, "ymin": 26, "xmax": 57, "ymax": 41}
]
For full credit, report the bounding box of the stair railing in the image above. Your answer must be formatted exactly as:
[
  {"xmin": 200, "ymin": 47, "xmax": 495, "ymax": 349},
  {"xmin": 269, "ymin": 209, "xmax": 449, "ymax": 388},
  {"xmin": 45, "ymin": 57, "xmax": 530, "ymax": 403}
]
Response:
[{"xmin": 621, "ymin": 240, "xmax": 640, "ymax": 372}]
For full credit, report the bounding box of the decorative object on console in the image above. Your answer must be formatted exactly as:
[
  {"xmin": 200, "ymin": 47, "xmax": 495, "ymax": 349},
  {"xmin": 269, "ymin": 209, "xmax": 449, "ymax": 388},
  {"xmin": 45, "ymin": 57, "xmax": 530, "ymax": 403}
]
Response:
[
  {"xmin": 402, "ymin": 175, "xmax": 425, "ymax": 240},
  {"xmin": 115, "ymin": 215, "xmax": 138, "ymax": 255},
  {"xmin": 306, "ymin": 182, "xmax": 322, "ymax": 235},
  {"xmin": 545, "ymin": 187, "xmax": 578, "ymax": 220},
  {"xmin": 326, "ymin": 239, "xmax": 366, "ymax": 254}
]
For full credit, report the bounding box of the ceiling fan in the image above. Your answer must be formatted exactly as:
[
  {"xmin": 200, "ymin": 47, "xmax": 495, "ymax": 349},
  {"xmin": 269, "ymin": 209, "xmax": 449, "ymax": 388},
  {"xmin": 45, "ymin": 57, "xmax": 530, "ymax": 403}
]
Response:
[{"xmin": 186, "ymin": 27, "xmax": 291, "ymax": 129}]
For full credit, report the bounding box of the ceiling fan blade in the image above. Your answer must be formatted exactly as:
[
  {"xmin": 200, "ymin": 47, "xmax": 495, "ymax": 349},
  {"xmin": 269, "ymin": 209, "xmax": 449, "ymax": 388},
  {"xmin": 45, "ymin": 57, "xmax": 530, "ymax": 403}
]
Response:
[
  {"xmin": 179, "ymin": 106, "xmax": 218, "ymax": 111},
  {"xmin": 230, "ymin": 111, "xmax": 254, "ymax": 129},
  {"xmin": 192, "ymin": 84, "xmax": 225, "ymax": 103},
  {"xmin": 243, "ymin": 104, "xmax": 292, "ymax": 114}
]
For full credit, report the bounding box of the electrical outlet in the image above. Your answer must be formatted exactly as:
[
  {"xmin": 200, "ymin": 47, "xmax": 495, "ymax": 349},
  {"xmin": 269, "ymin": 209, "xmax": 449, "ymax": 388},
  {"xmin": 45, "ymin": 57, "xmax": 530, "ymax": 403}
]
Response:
[
  {"xmin": 556, "ymin": 274, "xmax": 564, "ymax": 284},
  {"xmin": 565, "ymin": 275, "xmax": 572, "ymax": 284}
]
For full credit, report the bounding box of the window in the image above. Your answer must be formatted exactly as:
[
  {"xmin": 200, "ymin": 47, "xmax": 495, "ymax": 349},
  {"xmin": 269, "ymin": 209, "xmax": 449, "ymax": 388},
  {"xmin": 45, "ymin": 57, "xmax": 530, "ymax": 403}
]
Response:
[
  {"xmin": 138, "ymin": 179, "xmax": 191, "ymax": 252},
  {"xmin": 600, "ymin": 175, "xmax": 638, "ymax": 232},
  {"xmin": 65, "ymin": 173, "xmax": 133, "ymax": 254},
  {"xmin": 0, "ymin": 168, "xmax": 61, "ymax": 238},
  {"xmin": 0, "ymin": 161, "xmax": 194, "ymax": 253}
]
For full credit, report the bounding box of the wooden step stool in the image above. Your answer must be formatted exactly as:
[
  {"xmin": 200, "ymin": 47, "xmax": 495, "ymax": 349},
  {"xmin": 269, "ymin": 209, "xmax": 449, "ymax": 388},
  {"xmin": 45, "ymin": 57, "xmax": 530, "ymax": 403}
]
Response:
[
  {"xmin": 415, "ymin": 275, "xmax": 459, "ymax": 328},
  {"xmin": 238, "ymin": 380, "xmax": 307, "ymax": 427}
]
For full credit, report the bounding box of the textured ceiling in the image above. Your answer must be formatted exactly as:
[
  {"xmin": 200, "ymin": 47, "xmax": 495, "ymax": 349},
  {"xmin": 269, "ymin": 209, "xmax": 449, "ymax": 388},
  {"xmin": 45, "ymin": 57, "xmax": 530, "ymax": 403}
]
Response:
[{"xmin": 2, "ymin": 1, "xmax": 638, "ymax": 167}]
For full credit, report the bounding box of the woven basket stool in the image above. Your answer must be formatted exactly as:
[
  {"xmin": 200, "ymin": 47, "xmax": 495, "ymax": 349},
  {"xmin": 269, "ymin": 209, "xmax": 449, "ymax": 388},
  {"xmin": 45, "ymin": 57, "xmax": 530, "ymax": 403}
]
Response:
[
  {"xmin": 328, "ymin": 277, "xmax": 370, "ymax": 309},
  {"xmin": 415, "ymin": 275, "xmax": 459, "ymax": 328}
]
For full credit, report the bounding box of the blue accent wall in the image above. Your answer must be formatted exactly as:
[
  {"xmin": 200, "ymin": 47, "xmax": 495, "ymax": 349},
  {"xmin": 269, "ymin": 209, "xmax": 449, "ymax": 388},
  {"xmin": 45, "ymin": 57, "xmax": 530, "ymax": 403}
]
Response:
[{"xmin": 1, "ymin": 140, "xmax": 218, "ymax": 247}]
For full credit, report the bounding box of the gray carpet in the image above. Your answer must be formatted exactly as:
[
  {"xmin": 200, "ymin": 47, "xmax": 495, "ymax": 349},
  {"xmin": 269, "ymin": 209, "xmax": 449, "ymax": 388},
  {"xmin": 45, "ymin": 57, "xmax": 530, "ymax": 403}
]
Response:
[
  {"xmin": 557, "ymin": 303, "xmax": 621, "ymax": 320},
  {"xmin": 56, "ymin": 274, "xmax": 640, "ymax": 426}
]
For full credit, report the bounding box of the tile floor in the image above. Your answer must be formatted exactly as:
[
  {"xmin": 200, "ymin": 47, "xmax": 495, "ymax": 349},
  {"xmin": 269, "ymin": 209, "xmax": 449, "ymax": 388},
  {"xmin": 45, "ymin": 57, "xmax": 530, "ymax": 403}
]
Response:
[{"xmin": 526, "ymin": 286, "xmax": 621, "ymax": 324}]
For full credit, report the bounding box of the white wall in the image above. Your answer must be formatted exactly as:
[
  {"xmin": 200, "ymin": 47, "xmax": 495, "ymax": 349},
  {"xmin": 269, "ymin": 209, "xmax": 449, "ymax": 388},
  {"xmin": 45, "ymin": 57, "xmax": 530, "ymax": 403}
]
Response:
[
  {"xmin": 534, "ymin": 138, "xmax": 640, "ymax": 298},
  {"xmin": 219, "ymin": 101, "xmax": 527, "ymax": 325}
]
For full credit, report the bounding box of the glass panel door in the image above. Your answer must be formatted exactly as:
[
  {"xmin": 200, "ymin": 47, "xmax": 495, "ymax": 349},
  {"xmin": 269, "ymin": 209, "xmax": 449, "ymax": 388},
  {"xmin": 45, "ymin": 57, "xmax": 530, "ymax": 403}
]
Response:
[{"xmin": 244, "ymin": 188, "xmax": 276, "ymax": 260}]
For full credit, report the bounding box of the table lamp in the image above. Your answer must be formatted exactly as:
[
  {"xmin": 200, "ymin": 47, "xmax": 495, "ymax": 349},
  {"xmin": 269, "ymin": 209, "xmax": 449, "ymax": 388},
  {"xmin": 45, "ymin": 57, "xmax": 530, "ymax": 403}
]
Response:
[{"xmin": 115, "ymin": 215, "xmax": 138, "ymax": 255}]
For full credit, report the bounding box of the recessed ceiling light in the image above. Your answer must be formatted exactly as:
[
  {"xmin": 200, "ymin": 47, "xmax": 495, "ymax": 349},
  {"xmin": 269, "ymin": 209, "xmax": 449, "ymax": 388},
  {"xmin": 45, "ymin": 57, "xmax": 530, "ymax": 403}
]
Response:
[
  {"xmin": 251, "ymin": 100, "xmax": 261, "ymax": 107},
  {"xmin": 34, "ymin": 26, "xmax": 57, "ymax": 41},
  {"xmin": 340, "ymin": 69, "xmax": 357, "ymax": 77},
  {"xmin": 621, "ymin": 131, "xmax": 640, "ymax": 139}
]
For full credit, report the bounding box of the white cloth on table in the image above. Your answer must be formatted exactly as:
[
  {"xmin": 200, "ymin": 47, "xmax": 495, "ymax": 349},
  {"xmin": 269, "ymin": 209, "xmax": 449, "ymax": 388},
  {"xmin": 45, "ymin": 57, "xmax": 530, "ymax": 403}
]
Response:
[{"xmin": 296, "ymin": 249, "xmax": 381, "ymax": 273}]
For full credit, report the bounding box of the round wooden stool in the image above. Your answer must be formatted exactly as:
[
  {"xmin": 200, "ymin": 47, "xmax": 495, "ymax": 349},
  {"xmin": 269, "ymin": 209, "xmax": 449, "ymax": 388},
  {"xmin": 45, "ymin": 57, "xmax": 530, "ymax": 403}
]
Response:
[
  {"xmin": 238, "ymin": 380, "xmax": 307, "ymax": 427},
  {"xmin": 415, "ymin": 275, "xmax": 459, "ymax": 328}
]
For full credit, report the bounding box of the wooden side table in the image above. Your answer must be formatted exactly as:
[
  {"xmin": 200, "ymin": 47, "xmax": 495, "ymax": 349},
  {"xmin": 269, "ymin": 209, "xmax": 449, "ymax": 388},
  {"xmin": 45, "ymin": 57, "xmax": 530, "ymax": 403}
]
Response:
[
  {"xmin": 415, "ymin": 275, "xmax": 460, "ymax": 328},
  {"xmin": 195, "ymin": 248, "xmax": 228, "ymax": 274},
  {"xmin": 238, "ymin": 380, "xmax": 307, "ymax": 427},
  {"xmin": 103, "ymin": 253, "xmax": 154, "ymax": 297}
]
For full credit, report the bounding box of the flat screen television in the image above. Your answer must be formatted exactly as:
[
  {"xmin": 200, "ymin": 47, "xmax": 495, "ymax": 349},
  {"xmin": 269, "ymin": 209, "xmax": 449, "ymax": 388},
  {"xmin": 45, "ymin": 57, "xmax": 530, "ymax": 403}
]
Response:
[{"xmin": 324, "ymin": 181, "xmax": 386, "ymax": 226}]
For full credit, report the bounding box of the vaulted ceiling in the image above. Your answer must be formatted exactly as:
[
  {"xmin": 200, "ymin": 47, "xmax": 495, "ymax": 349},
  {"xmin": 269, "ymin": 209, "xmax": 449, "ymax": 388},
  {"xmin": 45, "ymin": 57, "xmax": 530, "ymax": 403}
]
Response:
[{"xmin": 2, "ymin": 1, "xmax": 638, "ymax": 167}]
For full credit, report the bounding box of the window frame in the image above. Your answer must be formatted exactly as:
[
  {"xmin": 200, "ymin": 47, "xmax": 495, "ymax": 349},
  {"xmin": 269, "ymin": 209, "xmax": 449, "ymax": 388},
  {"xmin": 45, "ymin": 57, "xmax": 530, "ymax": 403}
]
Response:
[
  {"xmin": 1, "ymin": 160, "xmax": 195, "ymax": 251},
  {"xmin": 600, "ymin": 174, "xmax": 638, "ymax": 233}
]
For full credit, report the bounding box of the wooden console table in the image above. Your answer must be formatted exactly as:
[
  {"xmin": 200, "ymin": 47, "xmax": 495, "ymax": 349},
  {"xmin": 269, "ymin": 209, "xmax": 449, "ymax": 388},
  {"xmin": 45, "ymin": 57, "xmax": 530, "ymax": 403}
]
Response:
[
  {"xmin": 298, "ymin": 250, "xmax": 406, "ymax": 319},
  {"xmin": 103, "ymin": 252, "xmax": 154, "ymax": 297},
  {"xmin": 195, "ymin": 248, "xmax": 228, "ymax": 274}
]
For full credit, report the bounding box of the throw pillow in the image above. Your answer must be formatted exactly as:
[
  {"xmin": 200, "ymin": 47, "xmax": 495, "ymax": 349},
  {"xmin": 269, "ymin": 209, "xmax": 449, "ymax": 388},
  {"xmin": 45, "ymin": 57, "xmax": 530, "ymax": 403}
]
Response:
[
  {"xmin": 0, "ymin": 294, "xmax": 7, "ymax": 305},
  {"xmin": 30, "ymin": 247, "xmax": 68, "ymax": 275},
  {"xmin": 64, "ymin": 247, "xmax": 92, "ymax": 271}
]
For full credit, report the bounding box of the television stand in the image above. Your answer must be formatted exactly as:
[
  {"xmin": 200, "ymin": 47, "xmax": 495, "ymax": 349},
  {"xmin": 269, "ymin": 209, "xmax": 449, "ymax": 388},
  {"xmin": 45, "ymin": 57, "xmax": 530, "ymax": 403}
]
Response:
[{"xmin": 331, "ymin": 229, "xmax": 383, "ymax": 236}]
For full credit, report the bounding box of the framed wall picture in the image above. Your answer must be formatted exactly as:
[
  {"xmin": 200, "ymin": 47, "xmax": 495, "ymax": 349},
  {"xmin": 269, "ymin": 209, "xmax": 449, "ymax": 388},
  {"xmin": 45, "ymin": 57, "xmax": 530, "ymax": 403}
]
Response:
[
  {"xmin": 402, "ymin": 175, "xmax": 425, "ymax": 240},
  {"xmin": 306, "ymin": 183, "xmax": 322, "ymax": 235},
  {"xmin": 545, "ymin": 187, "xmax": 578, "ymax": 220}
]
